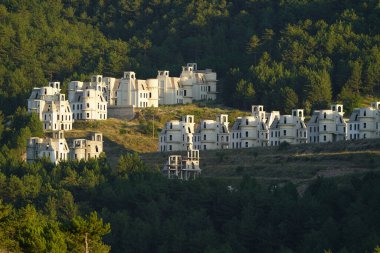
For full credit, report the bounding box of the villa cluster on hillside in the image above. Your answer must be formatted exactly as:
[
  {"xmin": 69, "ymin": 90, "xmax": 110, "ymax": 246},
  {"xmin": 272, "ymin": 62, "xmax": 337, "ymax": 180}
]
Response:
[
  {"xmin": 27, "ymin": 131, "xmax": 103, "ymax": 164},
  {"xmin": 159, "ymin": 102, "xmax": 380, "ymax": 151},
  {"xmin": 26, "ymin": 63, "xmax": 216, "ymax": 164},
  {"xmin": 27, "ymin": 63, "xmax": 217, "ymax": 130}
]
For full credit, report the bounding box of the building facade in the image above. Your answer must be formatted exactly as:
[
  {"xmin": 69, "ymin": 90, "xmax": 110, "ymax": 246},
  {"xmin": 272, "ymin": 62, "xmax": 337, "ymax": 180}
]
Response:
[
  {"xmin": 159, "ymin": 115, "xmax": 195, "ymax": 152},
  {"xmin": 70, "ymin": 133, "xmax": 104, "ymax": 160},
  {"xmin": 157, "ymin": 70, "xmax": 182, "ymax": 105},
  {"xmin": 193, "ymin": 114, "xmax": 230, "ymax": 150},
  {"xmin": 161, "ymin": 149, "xmax": 201, "ymax": 180},
  {"xmin": 28, "ymin": 82, "xmax": 73, "ymax": 131},
  {"xmin": 230, "ymin": 106, "xmax": 281, "ymax": 149},
  {"xmin": 348, "ymin": 102, "xmax": 380, "ymax": 140},
  {"xmin": 308, "ymin": 104, "xmax": 347, "ymax": 143},
  {"xmin": 269, "ymin": 109, "xmax": 308, "ymax": 146},
  {"xmin": 116, "ymin": 72, "xmax": 159, "ymax": 108},
  {"xmin": 179, "ymin": 63, "xmax": 217, "ymax": 104},
  {"xmin": 27, "ymin": 131, "xmax": 69, "ymax": 164},
  {"xmin": 68, "ymin": 75, "xmax": 107, "ymax": 121},
  {"xmin": 27, "ymin": 132, "xmax": 104, "ymax": 164}
]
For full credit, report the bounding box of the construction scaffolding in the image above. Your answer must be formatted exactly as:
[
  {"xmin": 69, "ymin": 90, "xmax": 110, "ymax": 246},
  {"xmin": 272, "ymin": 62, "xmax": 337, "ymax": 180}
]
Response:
[{"xmin": 162, "ymin": 149, "xmax": 201, "ymax": 180}]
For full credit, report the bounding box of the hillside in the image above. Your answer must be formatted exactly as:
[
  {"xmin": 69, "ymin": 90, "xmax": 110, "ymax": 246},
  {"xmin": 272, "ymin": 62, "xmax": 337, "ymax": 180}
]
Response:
[
  {"xmin": 142, "ymin": 138, "xmax": 380, "ymax": 192},
  {"xmin": 66, "ymin": 103, "xmax": 380, "ymax": 185},
  {"xmin": 63, "ymin": 103, "xmax": 380, "ymax": 190},
  {"xmin": 65, "ymin": 103, "xmax": 249, "ymax": 166}
]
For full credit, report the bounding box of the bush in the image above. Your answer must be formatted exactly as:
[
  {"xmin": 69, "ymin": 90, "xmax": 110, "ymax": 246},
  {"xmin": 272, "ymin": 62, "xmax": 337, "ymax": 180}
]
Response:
[{"xmin": 278, "ymin": 141, "xmax": 291, "ymax": 151}]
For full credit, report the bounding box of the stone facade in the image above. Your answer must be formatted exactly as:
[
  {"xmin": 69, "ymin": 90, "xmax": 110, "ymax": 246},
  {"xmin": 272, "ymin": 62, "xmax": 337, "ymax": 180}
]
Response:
[
  {"xmin": 27, "ymin": 131, "xmax": 69, "ymax": 164},
  {"xmin": 161, "ymin": 149, "xmax": 201, "ymax": 180},
  {"xmin": 308, "ymin": 104, "xmax": 347, "ymax": 143},
  {"xmin": 27, "ymin": 82, "xmax": 73, "ymax": 131},
  {"xmin": 70, "ymin": 133, "xmax": 103, "ymax": 160},
  {"xmin": 159, "ymin": 115, "xmax": 195, "ymax": 152},
  {"xmin": 231, "ymin": 105, "xmax": 280, "ymax": 149},
  {"xmin": 179, "ymin": 63, "xmax": 217, "ymax": 104},
  {"xmin": 269, "ymin": 109, "xmax": 308, "ymax": 146},
  {"xmin": 157, "ymin": 71, "xmax": 182, "ymax": 105},
  {"xmin": 68, "ymin": 75, "xmax": 107, "ymax": 120},
  {"xmin": 348, "ymin": 102, "xmax": 380, "ymax": 140},
  {"xmin": 193, "ymin": 114, "xmax": 230, "ymax": 150},
  {"xmin": 27, "ymin": 132, "xmax": 104, "ymax": 164},
  {"xmin": 116, "ymin": 72, "xmax": 159, "ymax": 108}
]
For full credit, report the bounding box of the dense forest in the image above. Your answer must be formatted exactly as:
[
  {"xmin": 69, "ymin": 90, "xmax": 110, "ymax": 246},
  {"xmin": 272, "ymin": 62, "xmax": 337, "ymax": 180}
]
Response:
[
  {"xmin": 0, "ymin": 111, "xmax": 380, "ymax": 252},
  {"xmin": 1, "ymin": 0, "xmax": 380, "ymax": 115},
  {"xmin": 2, "ymin": 0, "xmax": 380, "ymax": 252}
]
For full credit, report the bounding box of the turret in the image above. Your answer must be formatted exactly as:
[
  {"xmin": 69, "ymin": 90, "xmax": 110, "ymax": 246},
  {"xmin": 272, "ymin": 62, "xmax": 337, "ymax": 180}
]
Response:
[
  {"xmin": 123, "ymin": 71, "xmax": 136, "ymax": 79},
  {"xmin": 331, "ymin": 104, "xmax": 344, "ymax": 116},
  {"xmin": 182, "ymin": 115, "xmax": 194, "ymax": 124},
  {"xmin": 370, "ymin": 102, "xmax": 380, "ymax": 110},
  {"xmin": 91, "ymin": 75, "xmax": 103, "ymax": 83},
  {"xmin": 158, "ymin": 71, "xmax": 169, "ymax": 77},
  {"xmin": 91, "ymin": 132, "xmax": 103, "ymax": 142},
  {"xmin": 52, "ymin": 130, "xmax": 65, "ymax": 139},
  {"xmin": 186, "ymin": 63, "xmax": 197, "ymax": 71},
  {"xmin": 252, "ymin": 105, "xmax": 265, "ymax": 119},
  {"xmin": 217, "ymin": 114, "xmax": 229, "ymax": 124},
  {"xmin": 48, "ymin": 81, "xmax": 60, "ymax": 90},
  {"xmin": 292, "ymin": 109, "xmax": 304, "ymax": 121}
]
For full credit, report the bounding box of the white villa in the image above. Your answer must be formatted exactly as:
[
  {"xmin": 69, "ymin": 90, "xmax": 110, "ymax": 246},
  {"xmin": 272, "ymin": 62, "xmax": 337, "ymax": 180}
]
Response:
[
  {"xmin": 27, "ymin": 82, "xmax": 73, "ymax": 131},
  {"xmin": 27, "ymin": 131, "xmax": 104, "ymax": 164},
  {"xmin": 193, "ymin": 114, "xmax": 230, "ymax": 150},
  {"xmin": 109, "ymin": 63, "xmax": 217, "ymax": 109},
  {"xmin": 27, "ymin": 131, "xmax": 69, "ymax": 164},
  {"xmin": 231, "ymin": 105, "xmax": 280, "ymax": 149},
  {"xmin": 179, "ymin": 63, "xmax": 217, "ymax": 104},
  {"xmin": 159, "ymin": 115, "xmax": 195, "ymax": 152},
  {"xmin": 269, "ymin": 109, "xmax": 308, "ymax": 146},
  {"xmin": 103, "ymin": 77, "xmax": 120, "ymax": 106},
  {"xmin": 68, "ymin": 75, "xmax": 107, "ymax": 120},
  {"xmin": 157, "ymin": 70, "xmax": 182, "ymax": 105},
  {"xmin": 348, "ymin": 102, "xmax": 380, "ymax": 140},
  {"xmin": 70, "ymin": 132, "xmax": 104, "ymax": 160},
  {"xmin": 116, "ymin": 71, "xmax": 159, "ymax": 108},
  {"xmin": 308, "ymin": 104, "xmax": 347, "ymax": 143},
  {"xmin": 161, "ymin": 149, "xmax": 201, "ymax": 180}
]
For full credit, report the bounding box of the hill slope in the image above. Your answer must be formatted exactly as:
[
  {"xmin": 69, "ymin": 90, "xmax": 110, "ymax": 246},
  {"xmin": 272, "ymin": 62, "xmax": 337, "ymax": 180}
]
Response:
[
  {"xmin": 65, "ymin": 104, "xmax": 249, "ymax": 166},
  {"xmin": 141, "ymin": 139, "xmax": 380, "ymax": 192}
]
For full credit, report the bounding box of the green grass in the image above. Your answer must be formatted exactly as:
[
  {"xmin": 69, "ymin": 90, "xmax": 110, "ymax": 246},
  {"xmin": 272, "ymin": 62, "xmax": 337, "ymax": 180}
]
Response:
[
  {"xmin": 141, "ymin": 138, "xmax": 380, "ymax": 192},
  {"xmin": 65, "ymin": 104, "xmax": 248, "ymax": 167},
  {"xmin": 64, "ymin": 104, "xmax": 380, "ymax": 190}
]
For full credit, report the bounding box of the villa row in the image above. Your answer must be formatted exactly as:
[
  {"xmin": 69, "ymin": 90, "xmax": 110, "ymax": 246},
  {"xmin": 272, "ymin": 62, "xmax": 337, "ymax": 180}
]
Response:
[
  {"xmin": 159, "ymin": 103, "xmax": 380, "ymax": 151},
  {"xmin": 27, "ymin": 63, "xmax": 217, "ymax": 131},
  {"xmin": 26, "ymin": 131, "xmax": 104, "ymax": 164}
]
